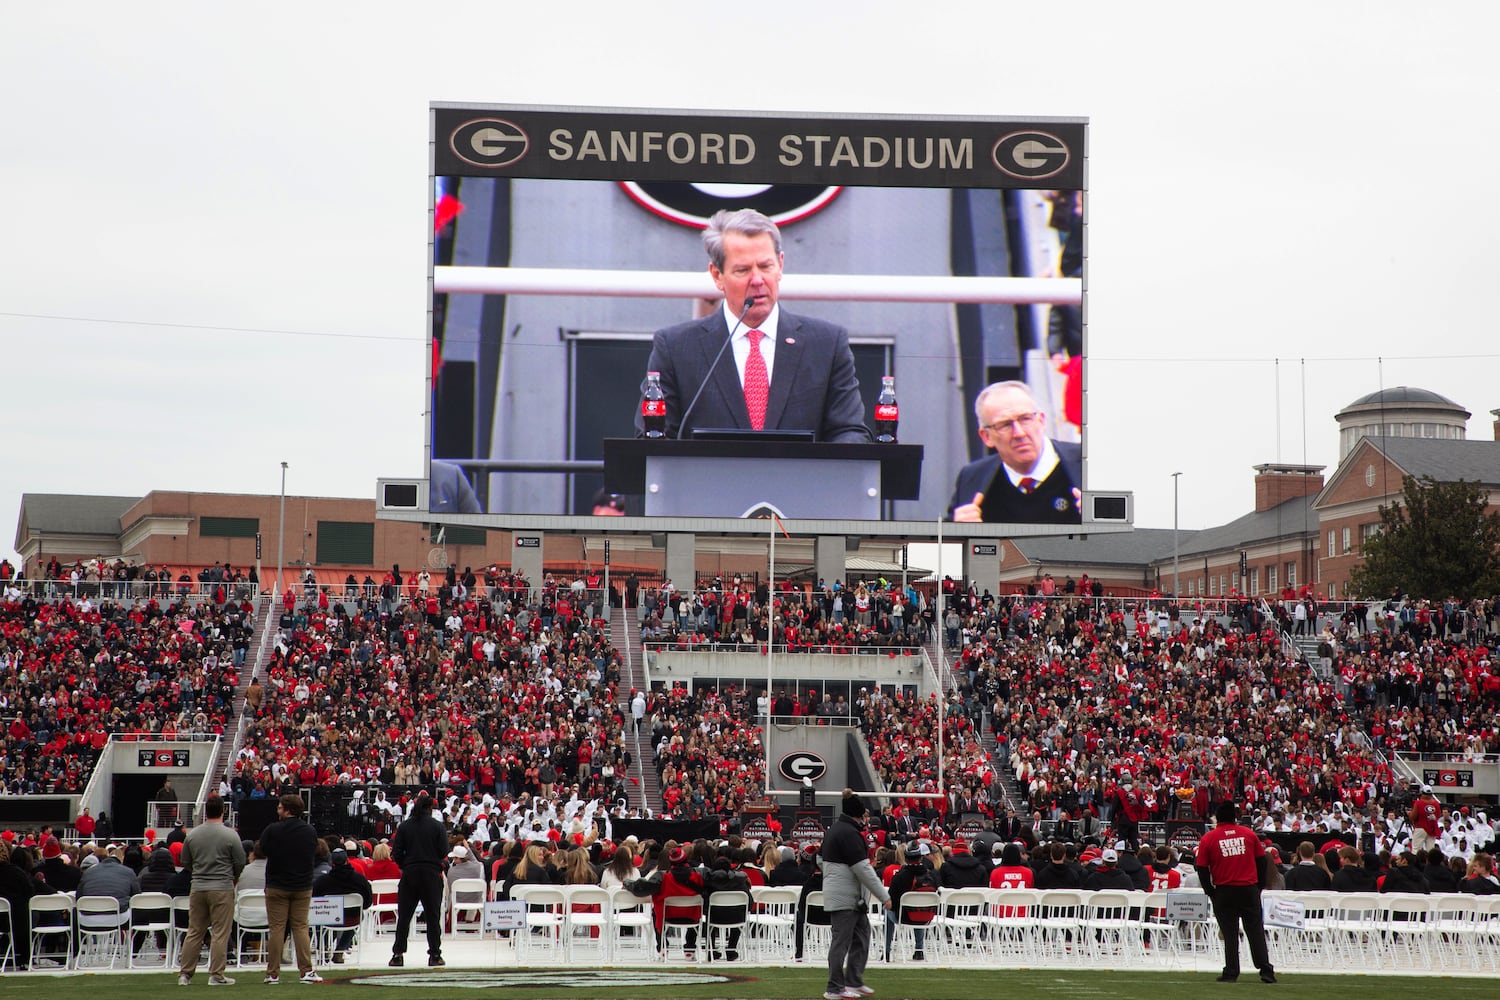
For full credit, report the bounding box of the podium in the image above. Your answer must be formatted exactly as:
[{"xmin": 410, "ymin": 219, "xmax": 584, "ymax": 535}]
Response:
[{"xmin": 602, "ymin": 438, "xmax": 923, "ymax": 518}]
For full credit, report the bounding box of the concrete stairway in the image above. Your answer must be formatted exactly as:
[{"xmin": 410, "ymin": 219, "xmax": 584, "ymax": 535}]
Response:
[{"xmin": 610, "ymin": 604, "xmax": 663, "ymax": 815}]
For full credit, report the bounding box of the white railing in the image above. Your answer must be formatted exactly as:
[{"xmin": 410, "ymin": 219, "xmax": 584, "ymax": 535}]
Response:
[{"xmin": 2, "ymin": 578, "xmax": 256, "ymax": 605}]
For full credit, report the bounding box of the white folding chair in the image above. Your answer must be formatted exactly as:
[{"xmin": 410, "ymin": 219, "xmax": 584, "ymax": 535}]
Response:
[
  {"xmin": 233, "ymin": 890, "xmax": 270, "ymax": 967},
  {"xmin": 1080, "ymin": 890, "xmax": 1133, "ymax": 963},
  {"xmin": 128, "ymin": 891, "xmax": 174, "ymax": 968},
  {"xmin": 0, "ymin": 898, "xmax": 17, "ymax": 971},
  {"xmin": 28, "ymin": 894, "xmax": 75, "ymax": 968},
  {"xmin": 889, "ymin": 891, "xmax": 941, "ymax": 962},
  {"xmin": 564, "ymin": 886, "xmax": 612, "ymax": 962},
  {"xmin": 801, "ymin": 890, "xmax": 832, "ymax": 961},
  {"xmin": 659, "ymin": 894, "xmax": 705, "ymax": 962},
  {"xmin": 314, "ymin": 893, "xmax": 366, "ymax": 965},
  {"xmin": 1327, "ymin": 891, "xmax": 1383, "ymax": 969},
  {"xmin": 1034, "ymin": 889, "xmax": 1087, "ymax": 962},
  {"xmin": 448, "ymin": 877, "xmax": 488, "ymax": 936},
  {"xmin": 1476, "ymin": 895, "xmax": 1500, "ymax": 973},
  {"xmin": 747, "ymin": 886, "xmax": 798, "ymax": 961},
  {"xmin": 608, "ymin": 887, "xmax": 657, "ymax": 964},
  {"xmin": 1380, "ymin": 893, "xmax": 1437, "ymax": 972},
  {"xmin": 169, "ymin": 896, "xmax": 195, "ymax": 969},
  {"xmin": 704, "ymin": 890, "xmax": 750, "ymax": 962},
  {"xmin": 74, "ymin": 895, "xmax": 129, "ymax": 969},
  {"xmin": 1266, "ymin": 890, "xmax": 1334, "ymax": 970},
  {"xmin": 984, "ymin": 888, "xmax": 1039, "ymax": 964},
  {"xmin": 366, "ymin": 878, "xmax": 401, "ymax": 935},
  {"xmin": 938, "ymin": 889, "xmax": 988, "ymax": 962},
  {"xmin": 512, "ymin": 885, "xmax": 567, "ymax": 963},
  {"xmin": 1428, "ymin": 894, "xmax": 1479, "ymax": 971}
]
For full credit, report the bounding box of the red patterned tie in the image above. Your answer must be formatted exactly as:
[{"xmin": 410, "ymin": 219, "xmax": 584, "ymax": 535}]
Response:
[
  {"xmin": 744, "ymin": 329, "xmax": 769, "ymax": 430},
  {"xmin": 1018, "ymin": 477, "xmax": 1037, "ymax": 495}
]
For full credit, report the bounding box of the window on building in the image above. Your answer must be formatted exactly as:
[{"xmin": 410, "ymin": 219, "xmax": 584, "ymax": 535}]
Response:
[
  {"xmin": 440, "ymin": 525, "xmax": 487, "ymax": 547},
  {"xmin": 1220, "ymin": 573, "xmax": 1227, "ymax": 596},
  {"xmin": 315, "ymin": 521, "xmax": 375, "ymax": 566},
  {"xmin": 1249, "ymin": 568, "xmax": 1259, "ymax": 596},
  {"xmin": 1286, "ymin": 561, "xmax": 1296, "ymax": 587},
  {"xmin": 1361, "ymin": 522, "xmax": 1381, "ymax": 544},
  {"xmin": 1208, "ymin": 575, "xmax": 1216, "ymax": 596},
  {"xmin": 1267, "ymin": 565, "xmax": 1278, "ymax": 592},
  {"xmin": 1328, "ymin": 530, "xmax": 1336, "ymax": 558},
  {"xmin": 1342, "ymin": 527, "xmax": 1352, "ymax": 554},
  {"xmin": 200, "ymin": 516, "xmax": 259, "ymax": 538}
]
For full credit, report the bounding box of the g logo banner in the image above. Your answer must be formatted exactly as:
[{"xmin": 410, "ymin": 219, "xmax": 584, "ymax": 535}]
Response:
[
  {"xmin": 778, "ymin": 751, "xmax": 827, "ymax": 782},
  {"xmin": 992, "ymin": 131, "xmax": 1070, "ymax": 180},
  {"xmin": 450, "ymin": 118, "xmax": 530, "ymax": 169}
]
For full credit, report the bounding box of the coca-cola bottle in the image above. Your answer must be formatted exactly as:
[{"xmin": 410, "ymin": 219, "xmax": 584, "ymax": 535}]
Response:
[
  {"xmin": 874, "ymin": 375, "xmax": 898, "ymax": 442},
  {"xmin": 641, "ymin": 371, "xmax": 666, "ymax": 438}
]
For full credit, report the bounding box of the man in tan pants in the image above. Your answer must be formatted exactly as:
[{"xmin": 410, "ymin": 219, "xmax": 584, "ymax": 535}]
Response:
[
  {"xmin": 258, "ymin": 794, "xmax": 322, "ymax": 984},
  {"xmin": 177, "ymin": 795, "xmax": 246, "ymax": 986}
]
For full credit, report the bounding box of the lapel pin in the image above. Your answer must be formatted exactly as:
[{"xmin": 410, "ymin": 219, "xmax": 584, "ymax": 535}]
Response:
[{"xmin": 785, "ymin": 337, "xmax": 795, "ymax": 345}]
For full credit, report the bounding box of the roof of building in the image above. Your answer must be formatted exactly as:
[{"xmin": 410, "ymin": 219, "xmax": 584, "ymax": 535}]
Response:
[
  {"xmin": 17, "ymin": 493, "xmax": 141, "ymax": 538},
  {"xmin": 1009, "ymin": 527, "xmax": 1184, "ymax": 567},
  {"xmin": 1343, "ymin": 386, "xmax": 1465, "ymax": 410},
  {"xmin": 1173, "ymin": 494, "xmax": 1318, "ymax": 558},
  {"xmin": 1371, "ymin": 437, "xmax": 1500, "ymax": 486}
]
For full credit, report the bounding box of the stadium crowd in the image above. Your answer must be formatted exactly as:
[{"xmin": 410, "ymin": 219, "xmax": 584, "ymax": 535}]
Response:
[
  {"xmin": 230, "ymin": 571, "xmax": 637, "ymax": 819},
  {"xmin": 0, "ymin": 590, "xmax": 249, "ymax": 793},
  {"xmin": 928, "ymin": 584, "xmax": 1497, "ymax": 850}
]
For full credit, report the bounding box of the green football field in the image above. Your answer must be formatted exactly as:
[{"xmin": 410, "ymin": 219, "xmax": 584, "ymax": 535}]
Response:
[{"xmin": 3, "ymin": 967, "xmax": 1494, "ymax": 999}]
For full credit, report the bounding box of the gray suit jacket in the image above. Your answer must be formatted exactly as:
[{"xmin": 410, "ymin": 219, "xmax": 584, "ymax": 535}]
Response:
[
  {"xmin": 640, "ymin": 310, "xmax": 871, "ymax": 443},
  {"xmin": 429, "ymin": 460, "xmax": 482, "ymax": 514}
]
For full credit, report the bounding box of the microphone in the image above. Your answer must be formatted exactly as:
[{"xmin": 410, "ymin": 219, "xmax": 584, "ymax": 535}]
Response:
[{"xmin": 676, "ymin": 295, "xmax": 758, "ymax": 440}]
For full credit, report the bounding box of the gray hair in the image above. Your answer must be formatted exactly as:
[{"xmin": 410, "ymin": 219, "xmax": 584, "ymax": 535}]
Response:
[
  {"xmin": 973, "ymin": 380, "xmax": 1037, "ymax": 422},
  {"xmin": 703, "ymin": 208, "xmax": 782, "ymax": 270}
]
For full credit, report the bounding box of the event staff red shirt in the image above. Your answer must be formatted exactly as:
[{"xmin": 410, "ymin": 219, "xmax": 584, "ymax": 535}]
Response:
[{"xmin": 1197, "ymin": 821, "xmax": 1264, "ymax": 887}]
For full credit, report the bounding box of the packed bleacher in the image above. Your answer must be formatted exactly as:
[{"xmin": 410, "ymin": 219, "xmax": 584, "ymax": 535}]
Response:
[
  {"xmin": 234, "ymin": 578, "xmax": 635, "ymax": 814},
  {"xmin": 934, "ymin": 586, "xmax": 1498, "ymax": 846},
  {"xmin": 0, "ymin": 589, "xmax": 250, "ymax": 793}
]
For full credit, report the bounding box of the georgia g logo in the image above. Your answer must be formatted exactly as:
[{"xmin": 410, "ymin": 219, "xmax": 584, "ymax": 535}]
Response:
[
  {"xmin": 778, "ymin": 751, "xmax": 827, "ymax": 782},
  {"xmin": 450, "ymin": 118, "xmax": 530, "ymax": 169},
  {"xmin": 992, "ymin": 130, "xmax": 1070, "ymax": 180}
]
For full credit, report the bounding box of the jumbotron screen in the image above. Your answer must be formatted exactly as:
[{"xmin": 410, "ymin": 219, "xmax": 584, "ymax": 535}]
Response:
[{"xmin": 427, "ymin": 104, "xmax": 1086, "ymax": 535}]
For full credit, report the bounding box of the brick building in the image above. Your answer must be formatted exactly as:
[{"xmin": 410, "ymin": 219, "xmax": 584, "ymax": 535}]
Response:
[
  {"xmin": 995, "ymin": 387, "xmax": 1498, "ymax": 600},
  {"xmin": 11, "ymin": 490, "xmax": 912, "ymax": 590}
]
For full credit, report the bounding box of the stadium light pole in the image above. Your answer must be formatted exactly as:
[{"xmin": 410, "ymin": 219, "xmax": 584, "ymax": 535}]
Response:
[
  {"xmin": 1172, "ymin": 472, "xmax": 1182, "ymax": 599},
  {"xmin": 277, "ymin": 462, "xmax": 288, "ymax": 600}
]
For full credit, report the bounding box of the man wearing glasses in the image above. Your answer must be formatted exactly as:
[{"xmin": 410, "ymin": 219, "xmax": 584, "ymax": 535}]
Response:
[{"xmin": 949, "ymin": 381, "xmax": 1081, "ymax": 524}]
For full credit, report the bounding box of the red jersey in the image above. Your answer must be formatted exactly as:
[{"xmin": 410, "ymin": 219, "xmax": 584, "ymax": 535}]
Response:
[
  {"xmin": 1409, "ymin": 796, "xmax": 1441, "ymax": 836},
  {"xmin": 989, "ymin": 865, "xmax": 1035, "ymax": 890},
  {"xmin": 1149, "ymin": 866, "xmax": 1182, "ymax": 892},
  {"xmin": 1197, "ymin": 822, "xmax": 1264, "ymax": 887}
]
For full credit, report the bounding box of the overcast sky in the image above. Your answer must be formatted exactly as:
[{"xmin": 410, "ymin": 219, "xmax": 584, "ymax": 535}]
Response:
[{"xmin": 5, "ymin": 2, "xmax": 1497, "ymax": 565}]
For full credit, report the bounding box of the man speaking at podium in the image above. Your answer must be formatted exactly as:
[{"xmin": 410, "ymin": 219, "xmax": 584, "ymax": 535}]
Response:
[
  {"xmin": 949, "ymin": 380, "xmax": 1081, "ymax": 524},
  {"xmin": 638, "ymin": 208, "xmax": 871, "ymax": 443}
]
